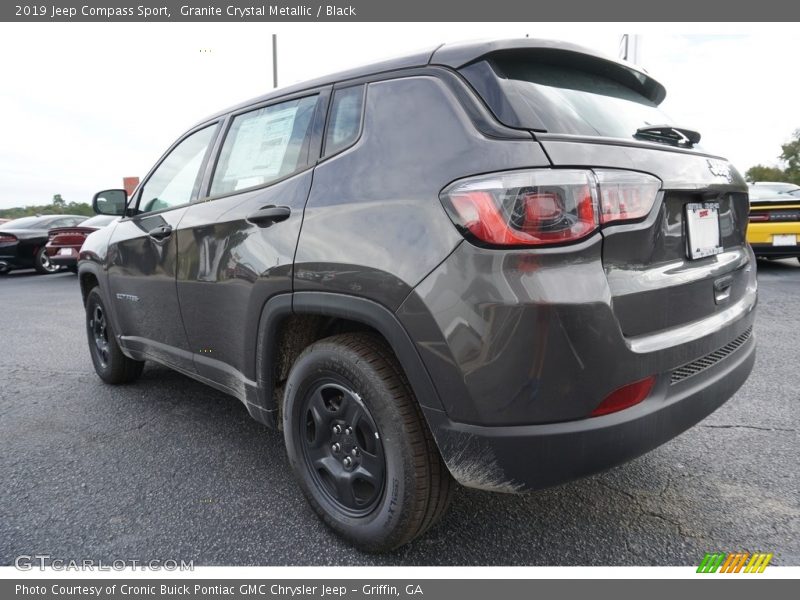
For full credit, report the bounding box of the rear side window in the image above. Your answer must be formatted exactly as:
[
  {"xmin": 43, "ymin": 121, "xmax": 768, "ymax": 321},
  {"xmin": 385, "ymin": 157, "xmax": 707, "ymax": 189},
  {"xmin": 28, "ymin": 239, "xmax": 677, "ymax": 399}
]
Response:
[
  {"xmin": 323, "ymin": 85, "xmax": 364, "ymax": 157},
  {"xmin": 211, "ymin": 95, "xmax": 318, "ymax": 196},
  {"xmin": 467, "ymin": 55, "xmax": 674, "ymax": 139}
]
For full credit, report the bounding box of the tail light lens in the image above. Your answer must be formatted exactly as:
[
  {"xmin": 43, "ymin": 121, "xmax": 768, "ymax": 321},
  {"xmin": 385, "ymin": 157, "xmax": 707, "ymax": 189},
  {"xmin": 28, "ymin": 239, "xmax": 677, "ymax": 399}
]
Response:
[
  {"xmin": 748, "ymin": 213, "xmax": 769, "ymax": 222},
  {"xmin": 440, "ymin": 169, "xmax": 661, "ymax": 247},
  {"xmin": 590, "ymin": 376, "xmax": 656, "ymax": 417},
  {"xmin": 0, "ymin": 234, "xmax": 17, "ymax": 243},
  {"xmin": 595, "ymin": 170, "xmax": 662, "ymax": 224}
]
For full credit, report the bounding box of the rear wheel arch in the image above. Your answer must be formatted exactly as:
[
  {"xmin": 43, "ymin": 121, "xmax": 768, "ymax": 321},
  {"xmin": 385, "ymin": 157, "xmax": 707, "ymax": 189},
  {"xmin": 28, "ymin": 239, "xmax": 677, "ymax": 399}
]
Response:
[{"xmin": 254, "ymin": 292, "xmax": 445, "ymax": 428}]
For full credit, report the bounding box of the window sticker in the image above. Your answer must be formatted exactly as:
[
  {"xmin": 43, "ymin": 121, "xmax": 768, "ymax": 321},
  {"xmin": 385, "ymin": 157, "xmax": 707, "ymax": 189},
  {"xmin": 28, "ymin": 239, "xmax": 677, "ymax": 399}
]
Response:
[{"xmin": 223, "ymin": 106, "xmax": 299, "ymax": 189}]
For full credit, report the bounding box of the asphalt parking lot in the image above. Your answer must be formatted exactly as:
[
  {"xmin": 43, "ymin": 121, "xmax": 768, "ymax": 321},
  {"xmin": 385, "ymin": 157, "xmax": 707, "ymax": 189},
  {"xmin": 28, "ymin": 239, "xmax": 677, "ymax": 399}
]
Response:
[{"xmin": 1, "ymin": 261, "xmax": 798, "ymax": 566}]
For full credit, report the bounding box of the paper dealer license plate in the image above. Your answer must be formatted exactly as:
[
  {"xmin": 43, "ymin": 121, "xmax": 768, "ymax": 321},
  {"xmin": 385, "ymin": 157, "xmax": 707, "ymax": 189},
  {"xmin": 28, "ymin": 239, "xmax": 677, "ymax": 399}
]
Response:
[{"xmin": 686, "ymin": 202, "xmax": 722, "ymax": 260}]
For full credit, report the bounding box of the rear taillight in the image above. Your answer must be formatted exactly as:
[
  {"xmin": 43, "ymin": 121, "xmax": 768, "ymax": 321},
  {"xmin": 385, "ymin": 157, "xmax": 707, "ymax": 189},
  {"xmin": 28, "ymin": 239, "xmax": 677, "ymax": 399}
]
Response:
[
  {"xmin": 51, "ymin": 233, "xmax": 88, "ymax": 245},
  {"xmin": 0, "ymin": 234, "xmax": 17, "ymax": 243},
  {"xmin": 590, "ymin": 376, "xmax": 656, "ymax": 417},
  {"xmin": 595, "ymin": 170, "xmax": 662, "ymax": 224},
  {"xmin": 440, "ymin": 169, "xmax": 661, "ymax": 247},
  {"xmin": 748, "ymin": 213, "xmax": 770, "ymax": 222}
]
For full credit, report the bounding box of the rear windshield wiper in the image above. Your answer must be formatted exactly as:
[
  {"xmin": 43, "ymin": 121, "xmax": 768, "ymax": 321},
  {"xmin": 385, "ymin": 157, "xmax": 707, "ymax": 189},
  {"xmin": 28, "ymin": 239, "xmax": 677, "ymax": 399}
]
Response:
[{"xmin": 634, "ymin": 125, "xmax": 701, "ymax": 148}]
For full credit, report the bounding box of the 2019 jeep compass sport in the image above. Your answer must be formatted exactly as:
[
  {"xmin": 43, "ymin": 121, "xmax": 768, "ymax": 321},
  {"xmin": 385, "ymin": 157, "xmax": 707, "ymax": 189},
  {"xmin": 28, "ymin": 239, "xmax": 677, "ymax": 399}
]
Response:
[{"xmin": 80, "ymin": 39, "xmax": 757, "ymax": 551}]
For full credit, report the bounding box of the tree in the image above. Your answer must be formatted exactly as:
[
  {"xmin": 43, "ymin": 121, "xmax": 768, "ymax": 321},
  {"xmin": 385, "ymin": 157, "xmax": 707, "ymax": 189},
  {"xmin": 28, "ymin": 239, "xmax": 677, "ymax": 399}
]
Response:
[
  {"xmin": 744, "ymin": 165, "xmax": 787, "ymax": 183},
  {"xmin": 52, "ymin": 194, "xmax": 65, "ymax": 209},
  {"xmin": 745, "ymin": 129, "xmax": 800, "ymax": 185},
  {"xmin": 779, "ymin": 129, "xmax": 800, "ymax": 184},
  {"xmin": 0, "ymin": 201, "xmax": 94, "ymax": 219}
]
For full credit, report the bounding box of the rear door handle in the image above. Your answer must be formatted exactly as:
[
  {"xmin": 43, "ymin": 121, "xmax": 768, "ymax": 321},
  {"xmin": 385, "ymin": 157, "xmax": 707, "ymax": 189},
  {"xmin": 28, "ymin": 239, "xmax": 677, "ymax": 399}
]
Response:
[
  {"xmin": 148, "ymin": 224, "xmax": 172, "ymax": 241},
  {"xmin": 247, "ymin": 205, "xmax": 291, "ymax": 227}
]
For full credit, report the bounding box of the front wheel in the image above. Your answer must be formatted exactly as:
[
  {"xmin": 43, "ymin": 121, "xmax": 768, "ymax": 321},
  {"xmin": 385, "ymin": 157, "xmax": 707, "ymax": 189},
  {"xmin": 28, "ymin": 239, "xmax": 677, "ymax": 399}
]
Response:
[
  {"xmin": 34, "ymin": 247, "xmax": 61, "ymax": 274},
  {"xmin": 283, "ymin": 333, "xmax": 453, "ymax": 552},
  {"xmin": 85, "ymin": 287, "xmax": 144, "ymax": 384}
]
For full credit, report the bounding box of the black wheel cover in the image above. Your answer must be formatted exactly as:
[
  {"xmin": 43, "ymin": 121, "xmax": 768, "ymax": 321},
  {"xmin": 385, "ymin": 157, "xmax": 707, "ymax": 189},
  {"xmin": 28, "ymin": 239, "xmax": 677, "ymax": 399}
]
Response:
[{"xmin": 299, "ymin": 377, "xmax": 386, "ymax": 517}]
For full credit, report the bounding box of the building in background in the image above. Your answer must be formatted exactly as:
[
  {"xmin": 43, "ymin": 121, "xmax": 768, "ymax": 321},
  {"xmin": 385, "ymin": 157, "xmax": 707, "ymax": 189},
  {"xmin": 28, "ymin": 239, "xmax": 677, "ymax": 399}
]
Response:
[{"xmin": 123, "ymin": 177, "xmax": 139, "ymax": 197}]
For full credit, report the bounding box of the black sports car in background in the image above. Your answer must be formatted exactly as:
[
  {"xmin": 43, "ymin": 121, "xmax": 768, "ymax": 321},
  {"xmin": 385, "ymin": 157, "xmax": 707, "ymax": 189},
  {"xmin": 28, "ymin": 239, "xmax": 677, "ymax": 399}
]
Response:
[{"xmin": 0, "ymin": 214, "xmax": 88, "ymax": 274}]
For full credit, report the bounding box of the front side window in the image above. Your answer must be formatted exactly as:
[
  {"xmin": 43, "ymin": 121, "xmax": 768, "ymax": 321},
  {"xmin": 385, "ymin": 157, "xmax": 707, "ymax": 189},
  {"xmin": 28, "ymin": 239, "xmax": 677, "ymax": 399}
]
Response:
[
  {"xmin": 138, "ymin": 125, "xmax": 217, "ymax": 214},
  {"xmin": 323, "ymin": 85, "xmax": 365, "ymax": 157},
  {"xmin": 210, "ymin": 95, "xmax": 318, "ymax": 196}
]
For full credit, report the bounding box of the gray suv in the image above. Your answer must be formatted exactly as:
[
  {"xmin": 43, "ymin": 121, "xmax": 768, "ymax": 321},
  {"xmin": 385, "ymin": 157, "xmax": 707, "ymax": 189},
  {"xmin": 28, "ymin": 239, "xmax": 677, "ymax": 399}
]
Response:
[{"xmin": 81, "ymin": 39, "xmax": 757, "ymax": 552}]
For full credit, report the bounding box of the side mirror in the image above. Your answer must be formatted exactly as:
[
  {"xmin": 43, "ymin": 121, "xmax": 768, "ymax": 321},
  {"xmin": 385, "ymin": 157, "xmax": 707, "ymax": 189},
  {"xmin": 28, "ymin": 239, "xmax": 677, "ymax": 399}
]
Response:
[{"xmin": 92, "ymin": 189, "xmax": 128, "ymax": 216}]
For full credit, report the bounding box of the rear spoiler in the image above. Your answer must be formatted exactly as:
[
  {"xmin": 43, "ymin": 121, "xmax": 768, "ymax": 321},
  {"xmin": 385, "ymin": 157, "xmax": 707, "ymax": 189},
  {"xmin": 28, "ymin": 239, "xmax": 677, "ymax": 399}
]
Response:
[{"xmin": 431, "ymin": 38, "xmax": 666, "ymax": 105}]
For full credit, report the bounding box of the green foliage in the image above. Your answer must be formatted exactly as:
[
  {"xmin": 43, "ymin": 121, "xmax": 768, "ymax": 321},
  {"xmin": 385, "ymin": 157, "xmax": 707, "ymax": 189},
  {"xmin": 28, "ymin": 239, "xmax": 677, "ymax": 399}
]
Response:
[
  {"xmin": 0, "ymin": 200, "xmax": 94, "ymax": 219},
  {"xmin": 745, "ymin": 129, "xmax": 800, "ymax": 185},
  {"xmin": 744, "ymin": 165, "xmax": 787, "ymax": 183},
  {"xmin": 780, "ymin": 128, "xmax": 800, "ymax": 184}
]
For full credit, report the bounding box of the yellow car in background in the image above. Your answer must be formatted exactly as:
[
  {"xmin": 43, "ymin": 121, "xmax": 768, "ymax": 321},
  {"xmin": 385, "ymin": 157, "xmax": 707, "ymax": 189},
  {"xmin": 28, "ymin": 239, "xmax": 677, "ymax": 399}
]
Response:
[{"xmin": 748, "ymin": 185, "xmax": 800, "ymax": 264}]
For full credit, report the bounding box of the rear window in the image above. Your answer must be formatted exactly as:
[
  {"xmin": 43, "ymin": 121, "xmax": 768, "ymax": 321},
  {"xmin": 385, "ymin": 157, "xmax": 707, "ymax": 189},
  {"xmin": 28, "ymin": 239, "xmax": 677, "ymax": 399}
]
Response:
[
  {"xmin": 80, "ymin": 215, "xmax": 117, "ymax": 228},
  {"xmin": 1, "ymin": 216, "xmax": 58, "ymax": 229},
  {"xmin": 478, "ymin": 57, "xmax": 674, "ymax": 139},
  {"xmin": 2, "ymin": 217, "xmax": 41, "ymax": 229}
]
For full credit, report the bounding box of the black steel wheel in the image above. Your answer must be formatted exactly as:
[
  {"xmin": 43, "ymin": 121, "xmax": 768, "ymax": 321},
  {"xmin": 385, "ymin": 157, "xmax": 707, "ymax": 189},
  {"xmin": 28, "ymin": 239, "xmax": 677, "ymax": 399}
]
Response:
[
  {"xmin": 90, "ymin": 303, "xmax": 111, "ymax": 369},
  {"xmin": 300, "ymin": 379, "xmax": 386, "ymax": 517},
  {"xmin": 85, "ymin": 287, "xmax": 144, "ymax": 384},
  {"xmin": 283, "ymin": 332, "xmax": 453, "ymax": 552}
]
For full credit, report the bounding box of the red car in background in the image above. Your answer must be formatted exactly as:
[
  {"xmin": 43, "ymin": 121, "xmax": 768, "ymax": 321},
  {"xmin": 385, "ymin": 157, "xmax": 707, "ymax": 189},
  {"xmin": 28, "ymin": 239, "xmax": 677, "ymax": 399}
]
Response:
[{"xmin": 45, "ymin": 214, "xmax": 118, "ymax": 272}]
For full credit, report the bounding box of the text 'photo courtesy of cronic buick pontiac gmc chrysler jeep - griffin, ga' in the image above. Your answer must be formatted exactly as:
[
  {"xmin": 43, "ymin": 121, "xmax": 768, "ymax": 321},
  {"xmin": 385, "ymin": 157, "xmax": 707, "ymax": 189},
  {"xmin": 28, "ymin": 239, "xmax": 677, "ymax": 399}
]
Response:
[{"xmin": 80, "ymin": 39, "xmax": 757, "ymax": 552}]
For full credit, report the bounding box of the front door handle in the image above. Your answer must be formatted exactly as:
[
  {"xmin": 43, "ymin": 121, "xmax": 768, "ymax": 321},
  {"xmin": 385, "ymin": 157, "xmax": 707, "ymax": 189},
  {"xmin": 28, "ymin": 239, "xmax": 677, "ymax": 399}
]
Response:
[
  {"xmin": 148, "ymin": 224, "xmax": 173, "ymax": 241},
  {"xmin": 247, "ymin": 205, "xmax": 291, "ymax": 227}
]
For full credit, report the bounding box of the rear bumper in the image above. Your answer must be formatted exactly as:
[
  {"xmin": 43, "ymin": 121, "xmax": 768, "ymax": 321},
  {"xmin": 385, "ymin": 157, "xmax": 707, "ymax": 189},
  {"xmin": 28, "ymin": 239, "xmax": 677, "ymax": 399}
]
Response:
[
  {"xmin": 747, "ymin": 223, "xmax": 799, "ymax": 257},
  {"xmin": 0, "ymin": 251, "xmax": 33, "ymax": 270},
  {"xmin": 49, "ymin": 254, "xmax": 78, "ymax": 267},
  {"xmin": 424, "ymin": 331, "xmax": 755, "ymax": 492},
  {"xmin": 399, "ymin": 238, "xmax": 758, "ymax": 491},
  {"xmin": 46, "ymin": 244, "xmax": 80, "ymax": 265},
  {"xmin": 750, "ymin": 243, "xmax": 800, "ymax": 258}
]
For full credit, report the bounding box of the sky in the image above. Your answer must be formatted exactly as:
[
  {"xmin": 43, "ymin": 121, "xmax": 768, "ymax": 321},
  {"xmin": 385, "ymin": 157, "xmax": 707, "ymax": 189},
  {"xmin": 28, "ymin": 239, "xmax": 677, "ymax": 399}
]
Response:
[{"xmin": 0, "ymin": 22, "xmax": 798, "ymax": 209}]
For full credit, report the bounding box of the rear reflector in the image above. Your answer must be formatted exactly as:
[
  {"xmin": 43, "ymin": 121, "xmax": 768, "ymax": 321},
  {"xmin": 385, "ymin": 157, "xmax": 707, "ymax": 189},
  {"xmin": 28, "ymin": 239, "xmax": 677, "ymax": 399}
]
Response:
[
  {"xmin": 441, "ymin": 169, "xmax": 661, "ymax": 248},
  {"xmin": 590, "ymin": 376, "xmax": 656, "ymax": 417}
]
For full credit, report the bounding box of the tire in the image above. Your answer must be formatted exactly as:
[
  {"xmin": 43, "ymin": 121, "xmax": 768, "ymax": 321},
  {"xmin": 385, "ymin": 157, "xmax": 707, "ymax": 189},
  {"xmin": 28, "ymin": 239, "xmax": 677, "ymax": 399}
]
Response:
[
  {"xmin": 34, "ymin": 247, "xmax": 61, "ymax": 274},
  {"xmin": 283, "ymin": 332, "xmax": 453, "ymax": 552},
  {"xmin": 85, "ymin": 287, "xmax": 144, "ymax": 384}
]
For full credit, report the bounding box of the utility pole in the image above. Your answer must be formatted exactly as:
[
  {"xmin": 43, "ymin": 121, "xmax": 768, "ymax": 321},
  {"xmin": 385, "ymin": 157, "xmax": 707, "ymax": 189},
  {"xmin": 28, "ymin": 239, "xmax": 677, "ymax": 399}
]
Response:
[
  {"xmin": 272, "ymin": 34, "xmax": 278, "ymax": 88},
  {"xmin": 619, "ymin": 34, "xmax": 642, "ymax": 65}
]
